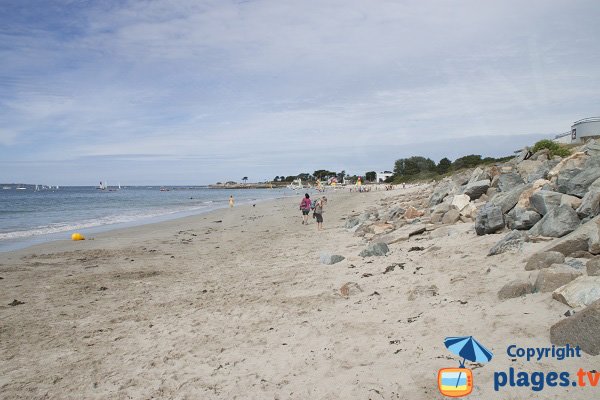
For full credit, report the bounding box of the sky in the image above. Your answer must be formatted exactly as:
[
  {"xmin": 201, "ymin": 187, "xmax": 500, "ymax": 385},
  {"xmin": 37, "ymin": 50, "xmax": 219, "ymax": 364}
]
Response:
[{"xmin": 1, "ymin": 0, "xmax": 599, "ymax": 185}]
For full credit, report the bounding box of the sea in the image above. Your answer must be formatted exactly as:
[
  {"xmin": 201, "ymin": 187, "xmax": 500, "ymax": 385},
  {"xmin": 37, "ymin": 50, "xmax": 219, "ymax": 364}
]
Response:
[{"xmin": 0, "ymin": 186, "xmax": 295, "ymax": 252}]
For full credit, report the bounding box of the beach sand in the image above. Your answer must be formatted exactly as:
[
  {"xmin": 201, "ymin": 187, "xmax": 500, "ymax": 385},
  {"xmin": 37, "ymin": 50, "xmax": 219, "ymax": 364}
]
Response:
[{"xmin": 1, "ymin": 187, "xmax": 597, "ymax": 399}]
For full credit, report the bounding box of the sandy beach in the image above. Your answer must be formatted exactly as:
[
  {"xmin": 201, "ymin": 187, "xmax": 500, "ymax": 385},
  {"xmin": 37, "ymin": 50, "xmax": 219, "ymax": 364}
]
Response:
[{"xmin": 1, "ymin": 186, "xmax": 598, "ymax": 399}]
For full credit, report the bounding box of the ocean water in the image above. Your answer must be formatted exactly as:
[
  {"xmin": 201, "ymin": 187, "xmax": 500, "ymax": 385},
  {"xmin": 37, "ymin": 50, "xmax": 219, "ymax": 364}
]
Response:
[{"xmin": 0, "ymin": 186, "xmax": 293, "ymax": 252}]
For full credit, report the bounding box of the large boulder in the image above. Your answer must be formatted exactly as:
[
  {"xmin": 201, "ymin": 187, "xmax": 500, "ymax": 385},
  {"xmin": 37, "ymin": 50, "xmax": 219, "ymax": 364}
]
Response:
[
  {"xmin": 429, "ymin": 181, "xmax": 455, "ymax": 207},
  {"xmin": 539, "ymin": 215, "xmax": 600, "ymax": 256},
  {"xmin": 468, "ymin": 167, "xmax": 489, "ymax": 184},
  {"xmin": 404, "ymin": 206, "xmax": 425, "ymax": 219},
  {"xmin": 491, "ymin": 184, "xmax": 529, "ymax": 214},
  {"xmin": 345, "ymin": 218, "xmax": 360, "ymax": 229},
  {"xmin": 488, "ymin": 230, "xmax": 527, "ymax": 256},
  {"xmin": 552, "ymin": 276, "xmax": 600, "ymax": 308},
  {"xmin": 559, "ymin": 157, "xmax": 600, "ymax": 197},
  {"xmin": 576, "ymin": 189, "xmax": 600, "ymax": 220},
  {"xmin": 442, "ymin": 209, "xmax": 461, "ymax": 224},
  {"xmin": 506, "ymin": 207, "xmax": 542, "ymax": 230},
  {"xmin": 548, "ymin": 152, "xmax": 588, "ymax": 180},
  {"xmin": 463, "ymin": 180, "xmax": 491, "ymax": 200},
  {"xmin": 498, "ymin": 279, "xmax": 534, "ymax": 299},
  {"xmin": 525, "ymin": 251, "xmax": 565, "ymax": 271},
  {"xmin": 450, "ymin": 194, "xmax": 471, "ymax": 212},
  {"xmin": 528, "ymin": 204, "xmax": 580, "ymax": 238},
  {"xmin": 359, "ymin": 242, "xmax": 389, "ymax": 257},
  {"xmin": 475, "ymin": 203, "xmax": 505, "ymax": 235},
  {"xmin": 497, "ymin": 173, "xmax": 525, "ymax": 192},
  {"xmin": 550, "ymin": 299, "xmax": 600, "ymax": 356},
  {"xmin": 587, "ymin": 258, "xmax": 600, "ymax": 276},
  {"xmin": 534, "ymin": 264, "xmax": 583, "ymax": 292},
  {"xmin": 526, "ymin": 160, "xmax": 560, "ymax": 182},
  {"xmin": 560, "ymin": 194, "xmax": 583, "ymax": 210},
  {"xmin": 530, "ymin": 190, "xmax": 563, "ymax": 215}
]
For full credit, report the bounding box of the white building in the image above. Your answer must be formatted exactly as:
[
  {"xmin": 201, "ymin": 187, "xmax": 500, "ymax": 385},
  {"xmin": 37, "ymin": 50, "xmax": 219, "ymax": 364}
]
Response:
[
  {"xmin": 376, "ymin": 171, "xmax": 394, "ymax": 183},
  {"xmin": 554, "ymin": 117, "xmax": 600, "ymax": 144}
]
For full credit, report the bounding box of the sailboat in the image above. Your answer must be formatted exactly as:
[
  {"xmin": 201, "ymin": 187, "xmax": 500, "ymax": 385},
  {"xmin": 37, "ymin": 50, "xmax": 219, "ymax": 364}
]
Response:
[{"xmin": 97, "ymin": 181, "xmax": 107, "ymax": 190}]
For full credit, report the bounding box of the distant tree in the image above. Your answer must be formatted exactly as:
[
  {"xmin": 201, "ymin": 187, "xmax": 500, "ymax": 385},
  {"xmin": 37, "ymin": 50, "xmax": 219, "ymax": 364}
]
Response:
[
  {"xmin": 337, "ymin": 170, "xmax": 346, "ymax": 182},
  {"xmin": 394, "ymin": 156, "xmax": 436, "ymax": 177},
  {"xmin": 365, "ymin": 171, "xmax": 377, "ymax": 182},
  {"xmin": 242, "ymin": 176, "xmax": 248, "ymax": 184},
  {"xmin": 313, "ymin": 169, "xmax": 336, "ymax": 180},
  {"xmin": 436, "ymin": 158, "xmax": 452, "ymax": 174},
  {"xmin": 297, "ymin": 173, "xmax": 312, "ymax": 182},
  {"xmin": 284, "ymin": 176, "xmax": 296, "ymax": 182},
  {"xmin": 452, "ymin": 155, "xmax": 482, "ymax": 170}
]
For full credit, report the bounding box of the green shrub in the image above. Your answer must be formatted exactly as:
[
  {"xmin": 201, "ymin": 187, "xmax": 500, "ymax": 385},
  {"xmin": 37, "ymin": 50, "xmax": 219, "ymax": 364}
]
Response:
[{"xmin": 531, "ymin": 139, "xmax": 571, "ymax": 158}]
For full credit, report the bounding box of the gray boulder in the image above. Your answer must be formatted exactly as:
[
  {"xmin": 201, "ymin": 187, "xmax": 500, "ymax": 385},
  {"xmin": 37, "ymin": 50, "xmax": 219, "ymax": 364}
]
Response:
[
  {"xmin": 344, "ymin": 218, "xmax": 360, "ymax": 229},
  {"xmin": 506, "ymin": 207, "xmax": 542, "ymax": 230},
  {"xmin": 429, "ymin": 181, "xmax": 455, "ymax": 207},
  {"xmin": 468, "ymin": 167, "xmax": 489, "ymax": 184},
  {"xmin": 359, "ymin": 242, "xmax": 389, "ymax": 257},
  {"xmin": 530, "ymin": 190, "xmax": 563, "ymax": 215},
  {"xmin": 556, "ymin": 168, "xmax": 584, "ymax": 195},
  {"xmin": 497, "ymin": 173, "xmax": 525, "ymax": 192},
  {"xmin": 550, "ymin": 299, "xmax": 600, "ymax": 356},
  {"xmin": 475, "ymin": 203, "xmax": 505, "ymax": 236},
  {"xmin": 526, "ymin": 160, "xmax": 559, "ymax": 182},
  {"xmin": 528, "ymin": 204, "xmax": 580, "ymax": 238},
  {"xmin": 491, "ymin": 184, "xmax": 529, "ymax": 214},
  {"xmin": 552, "ymin": 276, "xmax": 600, "ymax": 308},
  {"xmin": 534, "ymin": 264, "xmax": 583, "ymax": 292},
  {"xmin": 576, "ymin": 190, "xmax": 600, "ymax": 219},
  {"xmin": 560, "ymin": 157, "xmax": 600, "ymax": 197},
  {"xmin": 320, "ymin": 253, "xmax": 345, "ymax": 265},
  {"xmin": 587, "ymin": 258, "xmax": 600, "ymax": 276},
  {"xmin": 463, "ymin": 179, "xmax": 491, "ymax": 200},
  {"xmin": 498, "ymin": 279, "xmax": 534, "ymax": 300},
  {"xmin": 540, "ymin": 215, "xmax": 600, "ymax": 256},
  {"xmin": 488, "ymin": 230, "xmax": 527, "ymax": 256},
  {"xmin": 525, "ymin": 251, "xmax": 565, "ymax": 271}
]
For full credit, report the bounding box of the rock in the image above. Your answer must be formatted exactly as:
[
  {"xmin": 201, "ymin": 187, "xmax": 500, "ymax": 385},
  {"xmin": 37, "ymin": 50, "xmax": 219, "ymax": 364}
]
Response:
[
  {"xmin": 576, "ymin": 190, "xmax": 600, "ymax": 219},
  {"xmin": 475, "ymin": 203, "xmax": 505, "ymax": 236},
  {"xmin": 550, "ymin": 299, "xmax": 600, "ymax": 356},
  {"xmin": 506, "ymin": 207, "xmax": 542, "ymax": 230},
  {"xmin": 570, "ymin": 251, "xmax": 595, "ymax": 259},
  {"xmin": 498, "ymin": 279, "xmax": 534, "ymax": 299},
  {"xmin": 468, "ymin": 167, "xmax": 489, "ymax": 184},
  {"xmin": 339, "ymin": 282, "xmax": 362, "ymax": 297},
  {"xmin": 450, "ymin": 194, "xmax": 471, "ymax": 211},
  {"xmin": 459, "ymin": 203, "xmax": 478, "ymax": 218},
  {"xmin": 359, "ymin": 242, "xmax": 389, "ymax": 257},
  {"xmin": 552, "ymin": 276, "xmax": 600, "ymax": 308},
  {"xmin": 525, "ymin": 251, "xmax": 566, "ymax": 271},
  {"xmin": 560, "ymin": 194, "xmax": 582, "ymax": 210},
  {"xmin": 432, "ymin": 203, "xmax": 451, "ymax": 214},
  {"xmin": 345, "ymin": 218, "xmax": 360, "ymax": 229},
  {"xmin": 378, "ymin": 224, "xmax": 426, "ymax": 244},
  {"xmin": 534, "ymin": 264, "xmax": 583, "ymax": 292},
  {"xmin": 463, "ymin": 179, "xmax": 490, "ymax": 200},
  {"xmin": 530, "ymin": 190, "xmax": 563, "ymax": 215},
  {"xmin": 526, "ymin": 160, "xmax": 559, "ymax": 182},
  {"xmin": 548, "ymin": 152, "xmax": 588, "ymax": 179},
  {"xmin": 528, "ymin": 204, "xmax": 580, "ymax": 238},
  {"xmin": 488, "ymin": 230, "xmax": 527, "ymax": 256},
  {"xmin": 497, "ymin": 173, "xmax": 525, "ymax": 192},
  {"xmin": 486, "ymin": 187, "xmax": 498, "ymax": 200},
  {"xmin": 540, "ymin": 215, "xmax": 600, "ymax": 256},
  {"xmin": 379, "ymin": 206, "xmax": 406, "ymax": 222},
  {"xmin": 320, "ymin": 253, "xmax": 345, "ymax": 265},
  {"xmin": 408, "ymin": 285, "xmax": 439, "ymax": 300},
  {"xmin": 587, "ymin": 258, "xmax": 600, "ymax": 276},
  {"xmin": 559, "ymin": 157, "xmax": 600, "ymax": 197},
  {"xmin": 442, "ymin": 209, "xmax": 461, "ymax": 224},
  {"xmin": 530, "ymin": 148, "xmax": 550, "ymax": 161},
  {"xmin": 429, "ymin": 181, "xmax": 455, "ymax": 207},
  {"xmin": 404, "ymin": 206, "xmax": 425, "ymax": 219},
  {"xmin": 516, "ymin": 159, "xmax": 542, "ymax": 180},
  {"xmin": 565, "ymin": 258, "xmax": 586, "ymax": 270},
  {"xmin": 370, "ymin": 222, "xmax": 395, "ymax": 235},
  {"xmin": 556, "ymin": 168, "xmax": 584, "ymax": 194},
  {"xmin": 491, "ymin": 184, "xmax": 529, "ymax": 214},
  {"xmin": 515, "ymin": 147, "xmax": 532, "ymax": 163}
]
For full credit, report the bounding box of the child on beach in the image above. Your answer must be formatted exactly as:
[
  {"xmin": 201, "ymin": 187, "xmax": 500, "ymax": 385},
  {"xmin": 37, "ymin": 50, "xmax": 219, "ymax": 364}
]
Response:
[
  {"xmin": 313, "ymin": 196, "xmax": 327, "ymax": 230},
  {"xmin": 229, "ymin": 195, "xmax": 234, "ymax": 208},
  {"xmin": 299, "ymin": 193, "xmax": 311, "ymax": 225}
]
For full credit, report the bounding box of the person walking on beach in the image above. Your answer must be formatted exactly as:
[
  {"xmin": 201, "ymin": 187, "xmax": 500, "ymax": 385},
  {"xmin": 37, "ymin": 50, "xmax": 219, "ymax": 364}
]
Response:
[
  {"xmin": 313, "ymin": 196, "xmax": 326, "ymax": 230},
  {"xmin": 299, "ymin": 193, "xmax": 312, "ymax": 225},
  {"xmin": 229, "ymin": 195, "xmax": 234, "ymax": 208}
]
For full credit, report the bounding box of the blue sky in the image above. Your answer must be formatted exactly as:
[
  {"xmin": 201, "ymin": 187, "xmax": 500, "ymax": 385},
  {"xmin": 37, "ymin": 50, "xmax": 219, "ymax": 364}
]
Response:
[{"xmin": 1, "ymin": 0, "xmax": 599, "ymax": 185}]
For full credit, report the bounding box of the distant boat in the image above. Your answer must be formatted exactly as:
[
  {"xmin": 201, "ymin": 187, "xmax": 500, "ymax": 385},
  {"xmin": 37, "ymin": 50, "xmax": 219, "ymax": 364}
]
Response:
[
  {"xmin": 16, "ymin": 186, "xmax": 26, "ymax": 190},
  {"xmin": 3, "ymin": 186, "xmax": 11, "ymax": 190},
  {"xmin": 160, "ymin": 187, "xmax": 170, "ymax": 192},
  {"xmin": 97, "ymin": 181, "xmax": 107, "ymax": 190},
  {"xmin": 35, "ymin": 185, "xmax": 39, "ymax": 191}
]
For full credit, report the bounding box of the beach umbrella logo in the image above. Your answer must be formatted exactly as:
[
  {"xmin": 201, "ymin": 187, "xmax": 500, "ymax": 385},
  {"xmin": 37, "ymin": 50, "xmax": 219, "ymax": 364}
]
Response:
[{"xmin": 438, "ymin": 336, "xmax": 493, "ymax": 397}]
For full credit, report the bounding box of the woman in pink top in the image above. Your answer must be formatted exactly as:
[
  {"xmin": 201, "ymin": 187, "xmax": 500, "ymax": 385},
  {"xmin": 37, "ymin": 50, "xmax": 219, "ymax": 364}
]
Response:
[{"xmin": 299, "ymin": 193, "xmax": 312, "ymax": 225}]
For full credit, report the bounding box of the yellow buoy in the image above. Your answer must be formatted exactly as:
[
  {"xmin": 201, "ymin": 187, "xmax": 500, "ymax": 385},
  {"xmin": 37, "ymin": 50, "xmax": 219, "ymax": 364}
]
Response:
[{"xmin": 71, "ymin": 233, "xmax": 85, "ymax": 241}]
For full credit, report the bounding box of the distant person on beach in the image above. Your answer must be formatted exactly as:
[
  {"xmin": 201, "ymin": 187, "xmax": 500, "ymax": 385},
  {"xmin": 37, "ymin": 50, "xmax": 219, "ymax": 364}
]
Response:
[
  {"xmin": 313, "ymin": 196, "xmax": 326, "ymax": 230},
  {"xmin": 299, "ymin": 193, "xmax": 312, "ymax": 225},
  {"xmin": 229, "ymin": 195, "xmax": 234, "ymax": 208}
]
